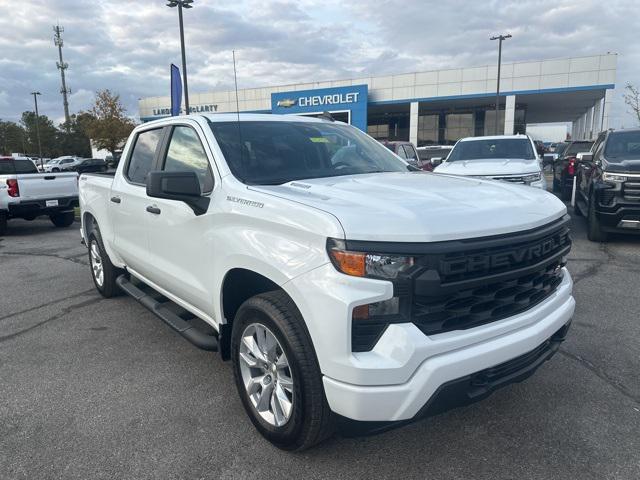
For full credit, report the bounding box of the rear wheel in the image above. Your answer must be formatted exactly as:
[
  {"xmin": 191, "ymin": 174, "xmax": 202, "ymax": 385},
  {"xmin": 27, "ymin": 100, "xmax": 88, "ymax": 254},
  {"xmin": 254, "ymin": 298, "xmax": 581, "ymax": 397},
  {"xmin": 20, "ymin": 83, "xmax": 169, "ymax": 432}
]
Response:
[
  {"xmin": 231, "ymin": 291, "xmax": 334, "ymax": 450},
  {"xmin": 88, "ymin": 229, "xmax": 123, "ymax": 297},
  {"xmin": 560, "ymin": 174, "xmax": 572, "ymax": 201},
  {"xmin": 50, "ymin": 211, "xmax": 75, "ymax": 228},
  {"xmin": 587, "ymin": 193, "xmax": 608, "ymax": 242}
]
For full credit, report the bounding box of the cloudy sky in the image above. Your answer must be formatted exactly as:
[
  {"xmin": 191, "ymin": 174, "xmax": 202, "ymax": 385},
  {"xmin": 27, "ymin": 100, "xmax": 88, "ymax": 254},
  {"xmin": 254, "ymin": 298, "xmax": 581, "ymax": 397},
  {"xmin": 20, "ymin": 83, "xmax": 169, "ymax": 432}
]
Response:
[{"xmin": 1, "ymin": 0, "xmax": 639, "ymax": 128}]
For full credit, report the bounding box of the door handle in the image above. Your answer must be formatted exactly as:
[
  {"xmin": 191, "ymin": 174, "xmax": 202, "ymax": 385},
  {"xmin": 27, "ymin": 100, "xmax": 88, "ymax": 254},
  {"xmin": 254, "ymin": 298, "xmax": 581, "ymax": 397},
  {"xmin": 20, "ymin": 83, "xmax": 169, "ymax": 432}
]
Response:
[
  {"xmin": 110, "ymin": 196, "xmax": 121, "ymax": 204},
  {"xmin": 146, "ymin": 205, "xmax": 161, "ymax": 215}
]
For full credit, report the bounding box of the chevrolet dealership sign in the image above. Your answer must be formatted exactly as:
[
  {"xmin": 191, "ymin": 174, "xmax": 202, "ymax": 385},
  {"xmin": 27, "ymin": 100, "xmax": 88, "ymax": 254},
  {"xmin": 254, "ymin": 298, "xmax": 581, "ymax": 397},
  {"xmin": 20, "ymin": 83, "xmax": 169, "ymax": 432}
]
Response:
[{"xmin": 271, "ymin": 84, "xmax": 368, "ymax": 131}]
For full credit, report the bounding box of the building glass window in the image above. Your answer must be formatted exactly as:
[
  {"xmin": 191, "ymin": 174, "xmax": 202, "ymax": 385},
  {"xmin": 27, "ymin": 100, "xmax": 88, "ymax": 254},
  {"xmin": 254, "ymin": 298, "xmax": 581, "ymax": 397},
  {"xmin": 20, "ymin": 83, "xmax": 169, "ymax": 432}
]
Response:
[
  {"xmin": 484, "ymin": 110, "xmax": 505, "ymax": 136},
  {"xmin": 367, "ymin": 124, "xmax": 390, "ymax": 140},
  {"xmin": 445, "ymin": 113, "xmax": 474, "ymax": 143},
  {"xmin": 417, "ymin": 115, "xmax": 439, "ymax": 145}
]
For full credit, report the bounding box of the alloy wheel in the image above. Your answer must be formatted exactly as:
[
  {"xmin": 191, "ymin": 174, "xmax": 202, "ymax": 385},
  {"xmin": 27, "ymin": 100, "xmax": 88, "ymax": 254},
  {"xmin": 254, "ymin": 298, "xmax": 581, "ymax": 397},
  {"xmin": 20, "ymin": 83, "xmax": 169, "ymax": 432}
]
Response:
[{"xmin": 238, "ymin": 323, "xmax": 294, "ymax": 427}]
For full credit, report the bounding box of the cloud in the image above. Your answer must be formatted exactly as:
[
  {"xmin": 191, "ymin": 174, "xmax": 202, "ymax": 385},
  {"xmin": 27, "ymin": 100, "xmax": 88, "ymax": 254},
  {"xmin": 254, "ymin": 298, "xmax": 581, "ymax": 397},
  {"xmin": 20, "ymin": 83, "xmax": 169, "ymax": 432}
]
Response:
[{"xmin": 0, "ymin": 0, "xmax": 638, "ymax": 127}]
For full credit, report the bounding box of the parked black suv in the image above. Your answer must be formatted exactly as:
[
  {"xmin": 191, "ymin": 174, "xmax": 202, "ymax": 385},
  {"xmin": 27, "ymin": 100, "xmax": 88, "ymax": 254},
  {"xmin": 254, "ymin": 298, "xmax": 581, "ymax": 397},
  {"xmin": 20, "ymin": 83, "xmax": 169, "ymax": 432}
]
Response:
[
  {"xmin": 553, "ymin": 140, "xmax": 594, "ymax": 200},
  {"xmin": 71, "ymin": 158, "xmax": 107, "ymax": 174},
  {"xmin": 574, "ymin": 129, "xmax": 640, "ymax": 241}
]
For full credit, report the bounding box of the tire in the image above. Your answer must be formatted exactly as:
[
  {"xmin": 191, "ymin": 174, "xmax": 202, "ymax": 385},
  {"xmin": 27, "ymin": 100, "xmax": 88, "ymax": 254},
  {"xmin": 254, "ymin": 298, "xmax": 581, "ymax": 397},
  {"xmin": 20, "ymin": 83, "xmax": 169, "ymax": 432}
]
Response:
[
  {"xmin": 52, "ymin": 168, "xmax": 60, "ymax": 172},
  {"xmin": 560, "ymin": 174, "xmax": 572, "ymax": 201},
  {"xmin": 87, "ymin": 229, "xmax": 124, "ymax": 297},
  {"xmin": 587, "ymin": 193, "xmax": 608, "ymax": 242},
  {"xmin": 231, "ymin": 291, "xmax": 334, "ymax": 450},
  {"xmin": 0, "ymin": 212, "xmax": 7, "ymax": 236},
  {"xmin": 50, "ymin": 211, "xmax": 75, "ymax": 228}
]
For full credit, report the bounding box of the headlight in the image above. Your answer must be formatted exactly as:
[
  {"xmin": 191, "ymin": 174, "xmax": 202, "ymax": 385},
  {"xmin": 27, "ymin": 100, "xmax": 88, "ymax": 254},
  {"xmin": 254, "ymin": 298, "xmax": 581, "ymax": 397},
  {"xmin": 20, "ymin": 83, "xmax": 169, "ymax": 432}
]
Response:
[
  {"xmin": 603, "ymin": 173, "xmax": 627, "ymax": 183},
  {"xmin": 523, "ymin": 172, "xmax": 542, "ymax": 183},
  {"xmin": 327, "ymin": 238, "xmax": 414, "ymax": 279}
]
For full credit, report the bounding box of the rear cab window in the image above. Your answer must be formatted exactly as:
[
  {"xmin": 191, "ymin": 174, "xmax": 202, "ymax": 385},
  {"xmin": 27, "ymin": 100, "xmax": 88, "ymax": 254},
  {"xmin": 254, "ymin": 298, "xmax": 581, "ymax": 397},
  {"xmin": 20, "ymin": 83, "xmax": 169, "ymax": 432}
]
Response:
[{"xmin": 126, "ymin": 128, "xmax": 164, "ymax": 184}]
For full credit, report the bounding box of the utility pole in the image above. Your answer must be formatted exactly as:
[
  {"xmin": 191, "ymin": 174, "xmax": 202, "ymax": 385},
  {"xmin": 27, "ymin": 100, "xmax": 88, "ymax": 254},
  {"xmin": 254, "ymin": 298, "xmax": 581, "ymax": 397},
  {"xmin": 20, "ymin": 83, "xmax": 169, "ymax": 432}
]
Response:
[
  {"xmin": 53, "ymin": 25, "xmax": 71, "ymax": 127},
  {"xmin": 30, "ymin": 92, "xmax": 43, "ymax": 169},
  {"xmin": 167, "ymin": 0, "xmax": 193, "ymax": 114},
  {"xmin": 490, "ymin": 34, "xmax": 512, "ymax": 135}
]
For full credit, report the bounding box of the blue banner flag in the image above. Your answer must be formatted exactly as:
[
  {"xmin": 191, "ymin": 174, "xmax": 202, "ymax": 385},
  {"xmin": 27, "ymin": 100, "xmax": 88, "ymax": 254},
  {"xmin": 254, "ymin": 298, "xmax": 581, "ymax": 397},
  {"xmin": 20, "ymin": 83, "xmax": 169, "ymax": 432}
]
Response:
[{"xmin": 170, "ymin": 64, "xmax": 182, "ymax": 116}]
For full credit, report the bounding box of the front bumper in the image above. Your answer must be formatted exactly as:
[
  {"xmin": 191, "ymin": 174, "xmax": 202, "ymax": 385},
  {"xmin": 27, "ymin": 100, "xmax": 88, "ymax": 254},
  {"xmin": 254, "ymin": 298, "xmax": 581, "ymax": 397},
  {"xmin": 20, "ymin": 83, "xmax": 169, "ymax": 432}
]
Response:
[{"xmin": 288, "ymin": 264, "xmax": 574, "ymax": 421}]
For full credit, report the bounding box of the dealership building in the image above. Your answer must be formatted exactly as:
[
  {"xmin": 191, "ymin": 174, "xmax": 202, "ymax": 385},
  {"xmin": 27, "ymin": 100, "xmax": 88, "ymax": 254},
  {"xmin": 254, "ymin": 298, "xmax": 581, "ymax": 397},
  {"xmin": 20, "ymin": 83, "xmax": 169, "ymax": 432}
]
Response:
[{"xmin": 138, "ymin": 54, "xmax": 616, "ymax": 145}]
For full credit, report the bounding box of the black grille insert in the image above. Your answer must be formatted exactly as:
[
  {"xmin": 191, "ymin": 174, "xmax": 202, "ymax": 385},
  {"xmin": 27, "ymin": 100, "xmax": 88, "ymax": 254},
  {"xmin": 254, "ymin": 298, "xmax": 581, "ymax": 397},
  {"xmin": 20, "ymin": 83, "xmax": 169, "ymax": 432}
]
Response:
[{"xmin": 350, "ymin": 216, "xmax": 571, "ymax": 352}]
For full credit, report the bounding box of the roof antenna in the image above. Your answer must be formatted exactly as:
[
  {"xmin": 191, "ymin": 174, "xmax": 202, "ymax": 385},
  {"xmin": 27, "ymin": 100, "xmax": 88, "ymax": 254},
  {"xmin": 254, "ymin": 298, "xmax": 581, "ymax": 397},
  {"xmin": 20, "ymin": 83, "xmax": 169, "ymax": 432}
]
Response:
[{"xmin": 232, "ymin": 50, "xmax": 245, "ymax": 179}]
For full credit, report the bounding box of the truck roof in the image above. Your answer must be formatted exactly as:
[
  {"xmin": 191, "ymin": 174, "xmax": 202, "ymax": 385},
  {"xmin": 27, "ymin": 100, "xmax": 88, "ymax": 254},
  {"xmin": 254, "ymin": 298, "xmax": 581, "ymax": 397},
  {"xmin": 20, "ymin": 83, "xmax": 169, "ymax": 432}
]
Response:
[
  {"xmin": 142, "ymin": 113, "xmax": 333, "ymax": 129},
  {"xmin": 458, "ymin": 134, "xmax": 529, "ymax": 142}
]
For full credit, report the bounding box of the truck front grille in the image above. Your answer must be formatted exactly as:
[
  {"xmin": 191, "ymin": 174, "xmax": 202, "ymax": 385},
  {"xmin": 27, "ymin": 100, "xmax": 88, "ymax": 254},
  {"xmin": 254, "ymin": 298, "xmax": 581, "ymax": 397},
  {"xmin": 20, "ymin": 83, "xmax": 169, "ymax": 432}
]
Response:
[
  {"xmin": 412, "ymin": 261, "xmax": 563, "ymax": 336},
  {"xmin": 349, "ymin": 215, "xmax": 571, "ymax": 352},
  {"xmin": 623, "ymin": 181, "xmax": 640, "ymax": 202}
]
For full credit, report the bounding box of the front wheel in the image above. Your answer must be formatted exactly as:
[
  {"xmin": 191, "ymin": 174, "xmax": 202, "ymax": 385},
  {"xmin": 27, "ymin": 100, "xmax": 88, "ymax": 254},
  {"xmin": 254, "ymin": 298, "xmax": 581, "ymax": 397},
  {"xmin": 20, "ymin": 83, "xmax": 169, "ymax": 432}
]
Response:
[
  {"xmin": 50, "ymin": 211, "xmax": 75, "ymax": 227},
  {"xmin": 231, "ymin": 291, "xmax": 334, "ymax": 450},
  {"xmin": 587, "ymin": 194, "xmax": 608, "ymax": 242}
]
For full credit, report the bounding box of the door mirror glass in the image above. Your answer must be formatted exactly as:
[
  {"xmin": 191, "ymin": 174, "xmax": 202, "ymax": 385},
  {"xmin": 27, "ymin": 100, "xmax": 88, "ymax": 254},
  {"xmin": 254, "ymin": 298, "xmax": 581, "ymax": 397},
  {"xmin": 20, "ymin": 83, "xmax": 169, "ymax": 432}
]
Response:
[{"xmin": 431, "ymin": 157, "xmax": 443, "ymax": 166}]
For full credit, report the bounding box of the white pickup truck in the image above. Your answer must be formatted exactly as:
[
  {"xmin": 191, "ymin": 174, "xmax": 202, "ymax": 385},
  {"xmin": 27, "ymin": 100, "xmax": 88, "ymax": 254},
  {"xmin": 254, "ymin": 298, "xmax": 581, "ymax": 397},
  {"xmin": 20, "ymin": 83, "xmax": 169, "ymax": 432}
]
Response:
[
  {"xmin": 1, "ymin": 156, "xmax": 78, "ymax": 235},
  {"xmin": 79, "ymin": 114, "xmax": 575, "ymax": 450},
  {"xmin": 433, "ymin": 134, "xmax": 547, "ymax": 189}
]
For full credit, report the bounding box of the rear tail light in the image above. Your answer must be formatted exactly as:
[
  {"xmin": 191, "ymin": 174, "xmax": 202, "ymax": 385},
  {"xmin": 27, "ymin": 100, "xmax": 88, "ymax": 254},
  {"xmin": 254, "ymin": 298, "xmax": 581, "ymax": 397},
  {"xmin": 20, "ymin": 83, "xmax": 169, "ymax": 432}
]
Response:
[
  {"xmin": 567, "ymin": 157, "xmax": 576, "ymax": 176},
  {"xmin": 7, "ymin": 179, "xmax": 19, "ymax": 197}
]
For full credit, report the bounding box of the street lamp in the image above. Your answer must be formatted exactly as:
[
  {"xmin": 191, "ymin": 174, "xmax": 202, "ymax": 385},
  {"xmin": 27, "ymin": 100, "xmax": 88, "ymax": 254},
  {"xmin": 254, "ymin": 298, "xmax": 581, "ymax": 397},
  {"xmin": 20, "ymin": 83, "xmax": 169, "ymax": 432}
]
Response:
[
  {"xmin": 167, "ymin": 0, "xmax": 193, "ymax": 115},
  {"xmin": 490, "ymin": 34, "xmax": 512, "ymax": 135},
  {"xmin": 30, "ymin": 91, "xmax": 43, "ymax": 169}
]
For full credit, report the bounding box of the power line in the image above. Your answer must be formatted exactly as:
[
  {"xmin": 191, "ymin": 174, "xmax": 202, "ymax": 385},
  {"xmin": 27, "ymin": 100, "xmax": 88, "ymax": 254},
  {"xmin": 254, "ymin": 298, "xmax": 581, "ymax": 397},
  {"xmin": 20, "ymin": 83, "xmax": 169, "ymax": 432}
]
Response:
[{"xmin": 53, "ymin": 24, "xmax": 71, "ymax": 127}]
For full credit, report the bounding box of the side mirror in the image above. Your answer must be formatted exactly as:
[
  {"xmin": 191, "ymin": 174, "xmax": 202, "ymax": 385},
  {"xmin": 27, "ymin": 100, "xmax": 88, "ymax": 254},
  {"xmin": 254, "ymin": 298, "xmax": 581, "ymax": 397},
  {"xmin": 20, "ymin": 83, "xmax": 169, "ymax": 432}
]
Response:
[
  {"xmin": 576, "ymin": 152, "xmax": 593, "ymax": 163},
  {"xmin": 146, "ymin": 170, "xmax": 210, "ymax": 215},
  {"xmin": 431, "ymin": 157, "xmax": 443, "ymax": 167}
]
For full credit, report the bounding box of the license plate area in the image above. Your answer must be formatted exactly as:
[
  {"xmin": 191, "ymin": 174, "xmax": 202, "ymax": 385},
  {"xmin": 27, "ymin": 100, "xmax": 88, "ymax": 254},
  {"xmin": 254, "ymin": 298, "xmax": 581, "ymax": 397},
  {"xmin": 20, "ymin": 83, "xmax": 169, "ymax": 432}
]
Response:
[{"xmin": 46, "ymin": 199, "xmax": 59, "ymax": 207}]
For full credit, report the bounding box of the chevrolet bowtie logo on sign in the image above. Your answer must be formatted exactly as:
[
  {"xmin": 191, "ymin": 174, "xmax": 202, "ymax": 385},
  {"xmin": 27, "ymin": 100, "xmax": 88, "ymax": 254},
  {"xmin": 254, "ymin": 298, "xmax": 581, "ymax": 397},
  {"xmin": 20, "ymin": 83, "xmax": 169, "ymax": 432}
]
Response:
[{"xmin": 276, "ymin": 98, "xmax": 297, "ymax": 108}]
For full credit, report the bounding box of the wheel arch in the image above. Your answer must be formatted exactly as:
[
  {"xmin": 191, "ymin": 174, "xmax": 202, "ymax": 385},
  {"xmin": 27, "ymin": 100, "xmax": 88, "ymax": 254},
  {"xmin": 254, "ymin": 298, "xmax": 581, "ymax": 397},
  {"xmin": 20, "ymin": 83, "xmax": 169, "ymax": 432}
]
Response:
[{"xmin": 219, "ymin": 267, "xmax": 302, "ymax": 361}]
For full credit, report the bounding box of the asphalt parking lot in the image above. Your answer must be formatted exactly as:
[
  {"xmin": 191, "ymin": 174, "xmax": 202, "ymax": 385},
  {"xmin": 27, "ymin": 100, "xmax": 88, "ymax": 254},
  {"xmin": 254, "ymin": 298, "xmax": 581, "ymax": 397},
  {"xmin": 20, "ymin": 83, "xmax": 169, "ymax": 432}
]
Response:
[{"xmin": 1, "ymin": 205, "xmax": 639, "ymax": 480}]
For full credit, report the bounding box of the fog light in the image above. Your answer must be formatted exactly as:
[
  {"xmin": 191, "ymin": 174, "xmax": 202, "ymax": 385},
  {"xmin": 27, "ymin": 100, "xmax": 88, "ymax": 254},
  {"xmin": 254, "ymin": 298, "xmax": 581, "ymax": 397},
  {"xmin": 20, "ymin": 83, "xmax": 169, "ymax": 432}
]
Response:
[{"xmin": 353, "ymin": 297, "xmax": 399, "ymax": 320}]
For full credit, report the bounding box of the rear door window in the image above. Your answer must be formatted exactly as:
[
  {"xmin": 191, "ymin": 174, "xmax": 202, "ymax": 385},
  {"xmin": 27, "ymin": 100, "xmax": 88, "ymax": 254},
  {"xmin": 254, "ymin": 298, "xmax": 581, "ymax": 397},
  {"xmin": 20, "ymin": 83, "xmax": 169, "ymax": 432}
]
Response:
[
  {"xmin": 126, "ymin": 129, "xmax": 163, "ymax": 184},
  {"xmin": 162, "ymin": 126, "xmax": 214, "ymax": 193},
  {"xmin": 403, "ymin": 145, "xmax": 418, "ymax": 160},
  {"xmin": 14, "ymin": 159, "xmax": 38, "ymax": 174}
]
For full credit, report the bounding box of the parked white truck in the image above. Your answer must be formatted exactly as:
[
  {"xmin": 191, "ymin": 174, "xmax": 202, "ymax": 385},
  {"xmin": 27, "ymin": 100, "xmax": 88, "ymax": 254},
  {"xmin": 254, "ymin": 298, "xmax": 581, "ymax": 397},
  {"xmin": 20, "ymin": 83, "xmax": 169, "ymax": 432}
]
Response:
[
  {"xmin": 1, "ymin": 156, "xmax": 78, "ymax": 235},
  {"xmin": 79, "ymin": 114, "xmax": 575, "ymax": 450}
]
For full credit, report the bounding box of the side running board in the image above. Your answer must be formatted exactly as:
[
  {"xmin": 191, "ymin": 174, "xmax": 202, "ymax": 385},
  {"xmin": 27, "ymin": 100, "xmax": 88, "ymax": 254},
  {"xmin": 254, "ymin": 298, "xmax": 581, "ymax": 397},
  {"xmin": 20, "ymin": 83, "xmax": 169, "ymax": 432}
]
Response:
[{"xmin": 116, "ymin": 274, "xmax": 218, "ymax": 351}]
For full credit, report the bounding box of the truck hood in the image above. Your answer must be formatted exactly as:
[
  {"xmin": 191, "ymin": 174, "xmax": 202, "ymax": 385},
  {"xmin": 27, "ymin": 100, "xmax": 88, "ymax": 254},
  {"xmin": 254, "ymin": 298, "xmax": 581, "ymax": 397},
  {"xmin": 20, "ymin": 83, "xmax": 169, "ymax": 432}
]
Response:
[
  {"xmin": 249, "ymin": 172, "xmax": 566, "ymax": 242},
  {"xmin": 434, "ymin": 158, "xmax": 541, "ymax": 176},
  {"xmin": 604, "ymin": 158, "xmax": 640, "ymax": 173}
]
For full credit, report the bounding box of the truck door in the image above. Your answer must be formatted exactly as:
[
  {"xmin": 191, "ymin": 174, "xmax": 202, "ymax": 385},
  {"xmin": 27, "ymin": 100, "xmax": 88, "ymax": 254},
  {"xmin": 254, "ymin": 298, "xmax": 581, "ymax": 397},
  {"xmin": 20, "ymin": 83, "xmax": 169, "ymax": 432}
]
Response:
[
  {"xmin": 143, "ymin": 123, "xmax": 217, "ymax": 315},
  {"xmin": 111, "ymin": 127, "xmax": 165, "ymax": 278}
]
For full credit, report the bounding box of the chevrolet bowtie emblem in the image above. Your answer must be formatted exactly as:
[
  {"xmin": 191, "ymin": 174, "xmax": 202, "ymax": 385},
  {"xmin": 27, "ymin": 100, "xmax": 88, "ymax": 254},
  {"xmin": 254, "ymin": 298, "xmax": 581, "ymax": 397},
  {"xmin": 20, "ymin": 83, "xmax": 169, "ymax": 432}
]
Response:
[{"xmin": 277, "ymin": 98, "xmax": 297, "ymax": 108}]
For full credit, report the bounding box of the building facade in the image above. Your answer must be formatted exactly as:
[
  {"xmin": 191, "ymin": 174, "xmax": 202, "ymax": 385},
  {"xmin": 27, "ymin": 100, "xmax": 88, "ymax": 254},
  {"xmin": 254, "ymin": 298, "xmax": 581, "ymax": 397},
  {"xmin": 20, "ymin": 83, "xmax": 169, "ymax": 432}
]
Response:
[{"xmin": 139, "ymin": 54, "xmax": 616, "ymax": 144}]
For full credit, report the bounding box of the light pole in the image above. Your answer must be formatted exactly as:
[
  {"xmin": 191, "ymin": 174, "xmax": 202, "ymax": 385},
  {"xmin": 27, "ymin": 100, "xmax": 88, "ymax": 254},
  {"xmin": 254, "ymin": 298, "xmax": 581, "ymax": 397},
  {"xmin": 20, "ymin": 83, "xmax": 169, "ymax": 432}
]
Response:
[
  {"xmin": 490, "ymin": 34, "xmax": 511, "ymax": 135},
  {"xmin": 167, "ymin": 0, "xmax": 193, "ymax": 115},
  {"xmin": 30, "ymin": 92, "xmax": 43, "ymax": 169}
]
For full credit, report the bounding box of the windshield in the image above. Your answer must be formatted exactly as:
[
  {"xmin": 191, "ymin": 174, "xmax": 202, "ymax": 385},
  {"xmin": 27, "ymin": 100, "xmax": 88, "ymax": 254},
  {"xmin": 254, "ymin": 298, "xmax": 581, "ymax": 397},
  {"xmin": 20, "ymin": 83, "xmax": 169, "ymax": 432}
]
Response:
[
  {"xmin": 446, "ymin": 138, "xmax": 536, "ymax": 162},
  {"xmin": 565, "ymin": 142, "xmax": 593, "ymax": 156},
  {"xmin": 209, "ymin": 121, "xmax": 409, "ymax": 185},
  {"xmin": 604, "ymin": 131, "xmax": 640, "ymax": 160}
]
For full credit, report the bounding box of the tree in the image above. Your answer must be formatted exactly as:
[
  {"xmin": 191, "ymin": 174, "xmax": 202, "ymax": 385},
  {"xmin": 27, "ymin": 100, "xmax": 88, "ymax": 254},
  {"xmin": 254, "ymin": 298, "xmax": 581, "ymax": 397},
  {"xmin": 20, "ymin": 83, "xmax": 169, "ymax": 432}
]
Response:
[
  {"xmin": 21, "ymin": 111, "xmax": 60, "ymax": 158},
  {"xmin": 623, "ymin": 83, "xmax": 640, "ymax": 126},
  {"xmin": 0, "ymin": 121, "xmax": 27, "ymax": 155},
  {"xmin": 83, "ymin": 90, "xmax": 136, "ymax": 158},
  {"xmin": 57, "ymin": 114, "xmax": 92, "ymax": 157}
]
